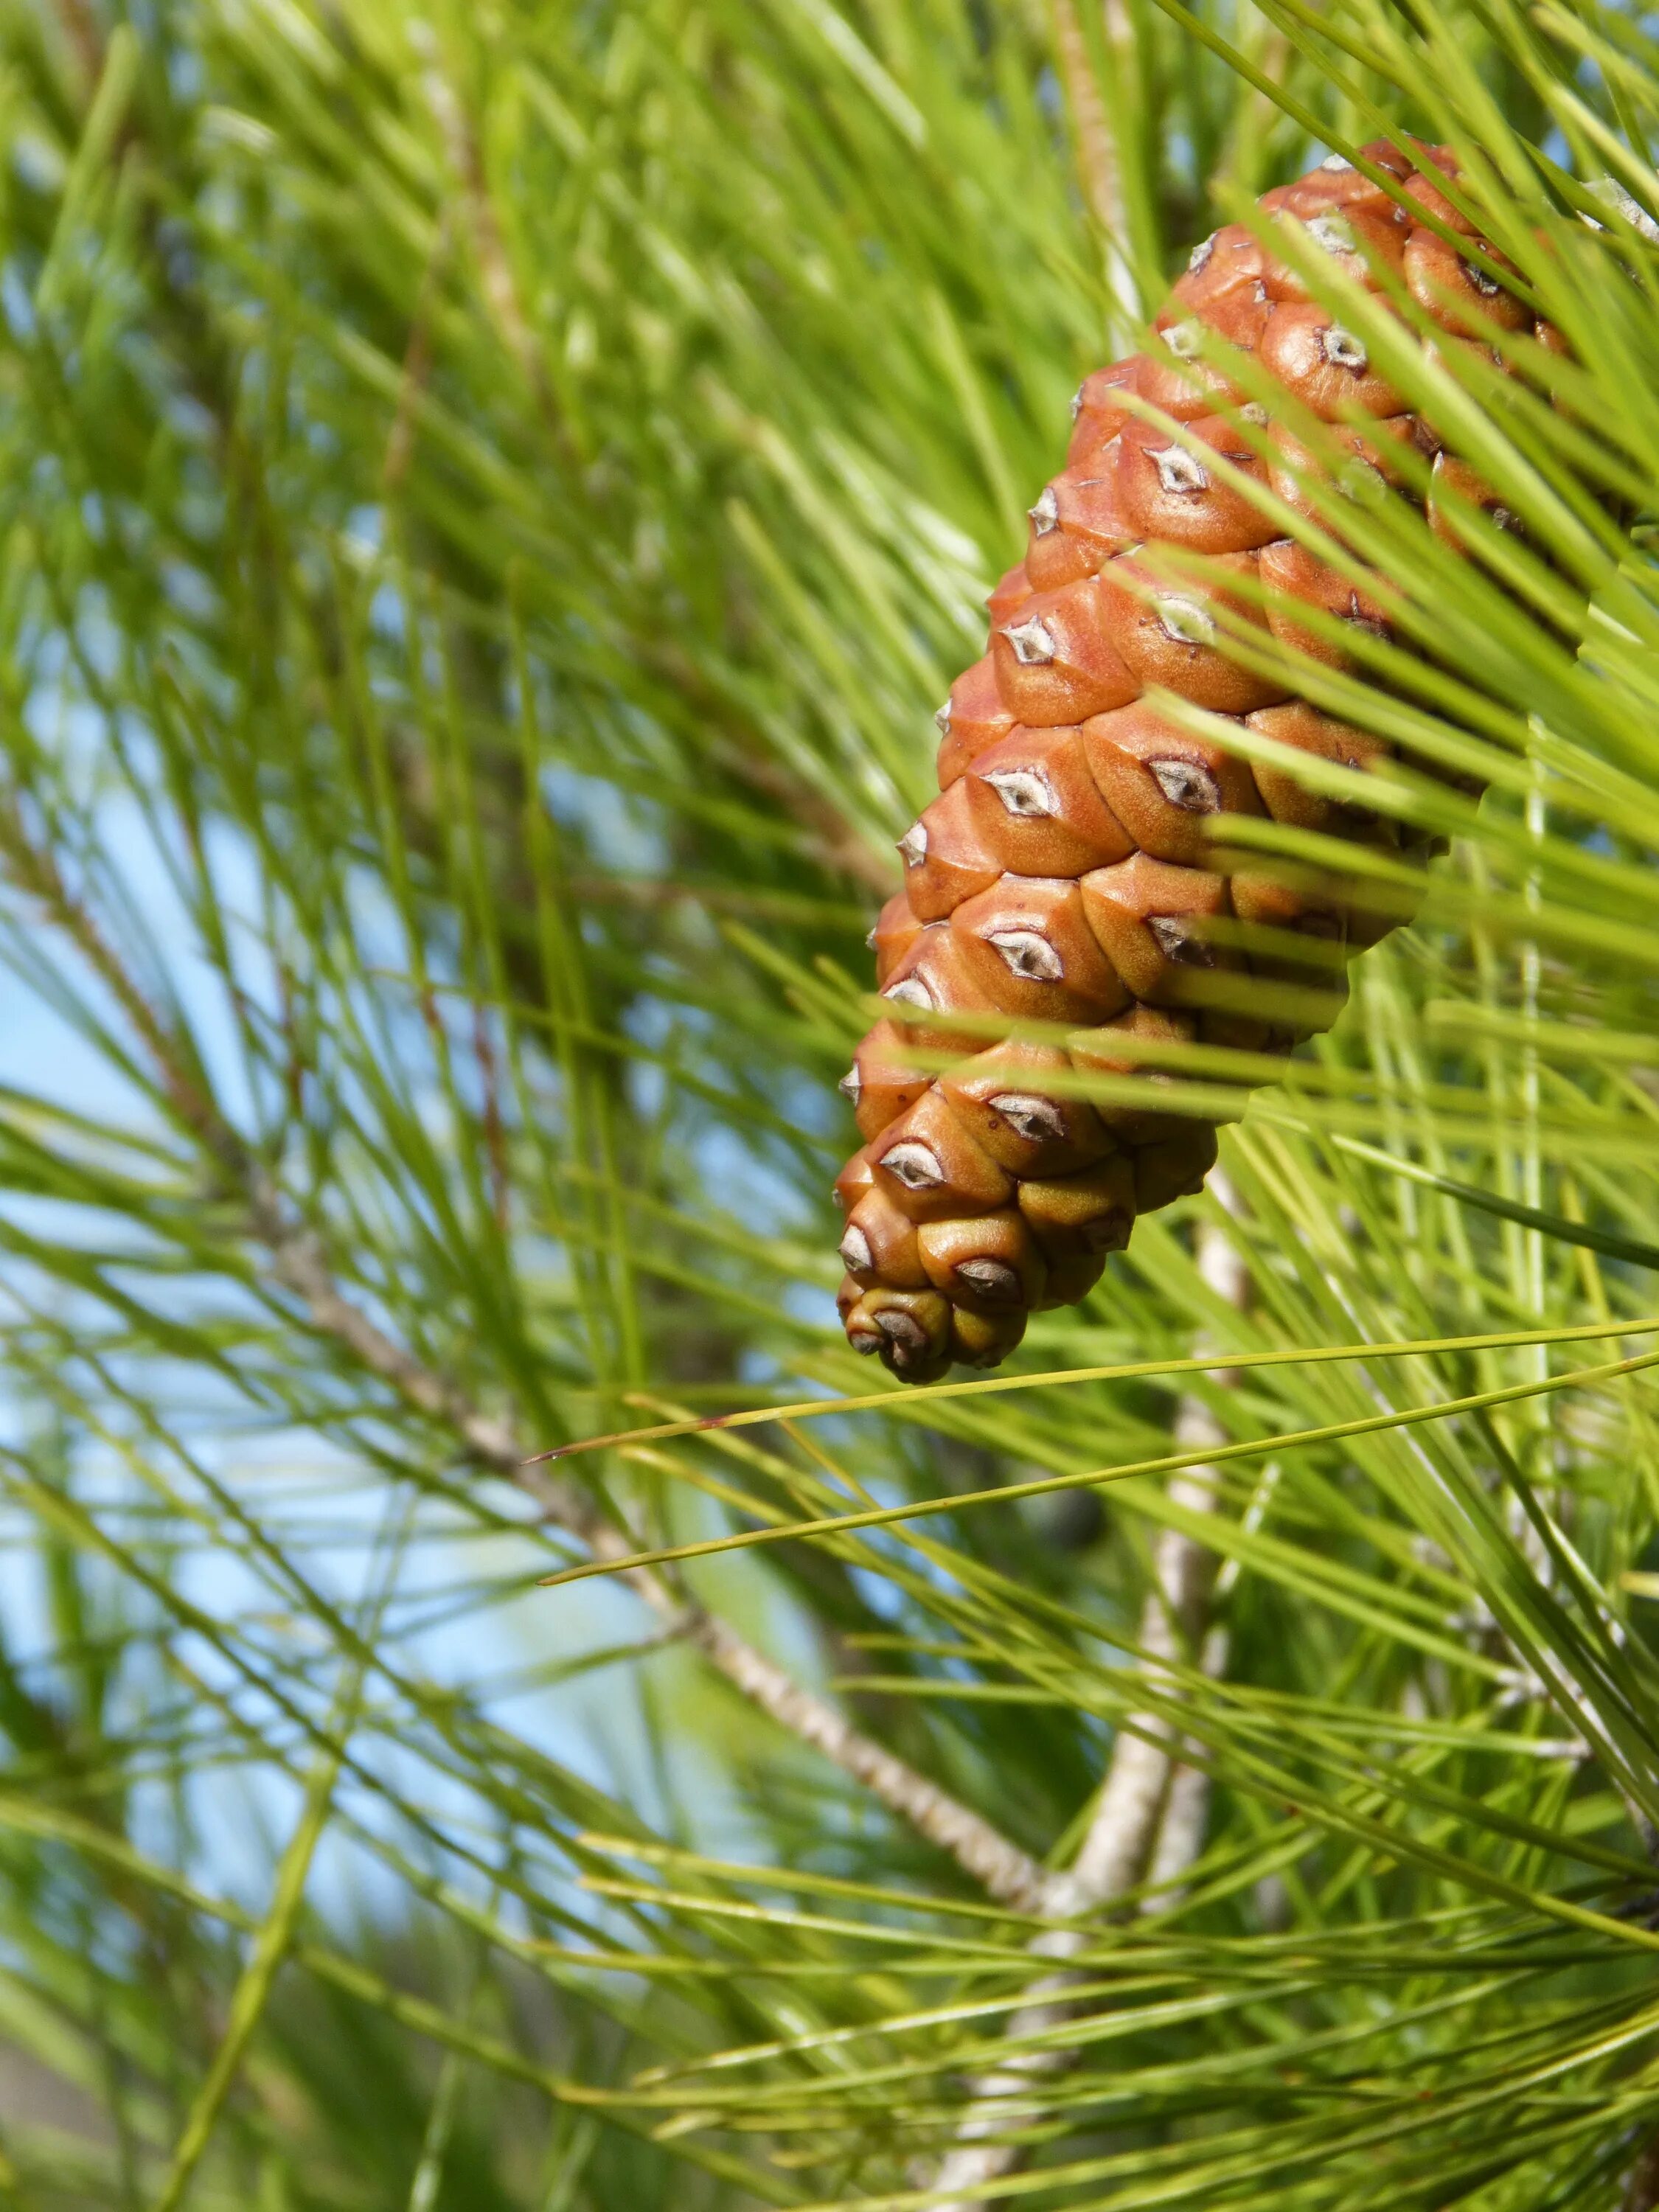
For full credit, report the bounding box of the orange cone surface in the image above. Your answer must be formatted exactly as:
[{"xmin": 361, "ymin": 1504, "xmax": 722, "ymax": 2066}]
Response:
[{"xmin": 837, "ymin": 142, "xmax": 1541, "ymax": 1380}]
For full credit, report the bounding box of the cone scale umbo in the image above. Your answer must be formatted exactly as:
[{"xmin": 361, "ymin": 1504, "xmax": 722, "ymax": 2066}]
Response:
[{"xmin": 835, "ymin": 141, "xmax": 1555, "ymax": 1382}]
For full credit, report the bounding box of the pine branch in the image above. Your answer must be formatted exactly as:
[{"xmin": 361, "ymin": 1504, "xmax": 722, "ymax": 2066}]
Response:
[
  {"xmin": 928, "ymin": 1202, "xmax": 1248, "ymax": 2208},
  {"xmin": 268, "ymin": 1221, "xmax": 1051, "ymax": 1907},
  {"xmin": 0, "ymin": 802, "xmax": 1050, "ymax": 1911},
  {"xmin": 10, "ymin": 7, "xmax": 1659, "ymax": 2193}
]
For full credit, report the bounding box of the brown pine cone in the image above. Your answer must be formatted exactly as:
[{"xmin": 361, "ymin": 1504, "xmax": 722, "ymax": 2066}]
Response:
[{"xmin": 837, "ymin": 140, "xmax": 1544, "ymax": 1382}]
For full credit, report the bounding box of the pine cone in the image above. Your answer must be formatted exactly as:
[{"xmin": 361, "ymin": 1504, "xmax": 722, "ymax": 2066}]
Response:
[{"xmin": 837, "ymin": 141, "xmax": 1546, "ymax": 1382}]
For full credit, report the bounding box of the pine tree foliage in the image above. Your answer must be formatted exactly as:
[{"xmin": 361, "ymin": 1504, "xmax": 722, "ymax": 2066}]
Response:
[{"xmin": 0, "ymin": 0, "xmax": 1658, "ymax": 2203}]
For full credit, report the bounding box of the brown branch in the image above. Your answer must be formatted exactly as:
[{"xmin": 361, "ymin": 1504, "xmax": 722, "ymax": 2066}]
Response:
[
  {"xmin": 929, "ymin": 1198, "xmax": 1248, "ymax": 2208},
  {"xmin": 1049, "ymin": 0, "xmax": 1139, "ymax": 347},
  {"xmin": 408, "ymin": 20, "xmax": 571, "ymax": 466},
  {"xmin": 1624, "ymin": 2136, "xmax": 1659, "ymax": 2212},
  {"xmin": 265, "ymin": 1219, "xmax": 1052, "ymax": 1909},
  {"xmin": 0, "ymin": 810, "xmax": 1049, "ymax": 1910},
  {"xmin": 1051, "ymin": 0, "xmax": 1122, "ymax": 237},
  {"xmin": 51, "ymin": 0, "xmax": 105, "ymax": 88}
]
